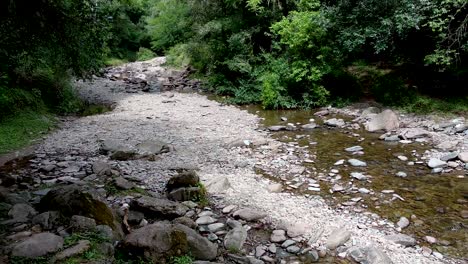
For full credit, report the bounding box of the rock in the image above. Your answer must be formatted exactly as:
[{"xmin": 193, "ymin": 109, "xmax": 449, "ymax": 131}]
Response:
[
  {"xmin": 458, "ymin": 152, "xmax": 468, "ymax": 163},
  {"xmin": 281, "ymin": 239, "xmax": 296, "ymax": 248},
  {"xmin": 325, "ymin": 228, "xmax": 351, "ymax": 250},
  {"xmin": 397, "ymin": 217, "xmax": 409, "ymax": 229},
  {"xmin": 396, "ymin": 172, "xmax": 407, "ymax": 178},
  {"xmin": 11, "ymin": 232, "xmax": 63, "ymax": 258},
  {"xmin": 271, "ymin": 230, "xmax": 287, "ymax": 243},
  {"xmin": 39, "ymin": 186, "xmax": 115, "ymax": 228},
  {"xmin": 233, "ymin": 208, "xmax": 266, "ymax": 221},
  {"xmin": 173, "ymin": 217, "xmax": 197, "ymax": 229},
  {"xmin": 131, "ymin": 196, "xmax": 189, "ymax": 219},
  {"xmin": 92, "ymin": 161, "xmax": 111, "ymax": 176},
  {"xmin": 348, "ymin": 159, "xmax": 367, "ymax": 167},
  {"xmin": 314, "ymin": 109, "xmax": 329, "ymax": 116},
  {"xmin": 436, "ymin": 141, "xmax": 458, "ymax": 151},
  {"xmin": 351, "ymin": 172, "xmax": 367, "ymax": 181},
  {"xmin": 128, "ymin": 210, "xmax": 145, "ymax": 225},
  {"xmin": 286, "ymin": 245, "xmax": 301, "ymax": 254},
  {"xmin": 425, "ymin": 236, "xmax": 437, "ymax": 244},
  {"xmin": 207, "ymin": 223, "xmax": 225, "ymax": 232},
  {"xmin": 347, "ymin": 246, "xmax": 393, "ymax": 264},
  {"xmin": 136, "ymin": 139, "xmax": 170, "ymax": 157},
  {"xmin": 399, "ymin": 128, "xmax": 429, "ymax": 139},
  {"xmin": 174, "ymin": 224, "xmax": 218, "ymax": 260},
  {"xmin": 427, "ymin": 158, "xmax": 447, "ymax": 169},
  {"xmin": 345, "ymin": 146, "xmax": 363, "ymax": 152},
  {"xmin": 461, "ymin": 210, "xmax": 468, "ymax": 219},
  {"xmin": 115, "ymin": 176, "xmax": 136, "ymax": 190},
  {"xmin": 53, "ymin": 240, "xmax": 91, "ymax": 261},
  {"xmin": 361, "ymin": 107, "xmax": 380, "ymax": 117},
  {"xmin": 366, "ymin": 110, "xmax": 399, "ymax": 132},
  {"xmin": 205, "ymin": 176, "xmax": 231, "ymax": 193},
  {"xmin": 32, "ymin": 211, "xmax": 60, "ymax": 230},
  {"xmin": 196, "ymin": 216, "xmax": 217, "ymax": 225},
  {"xmin": 267, "ymin": 183, "xmax": 283, "ymax": 193},
  {"xmin": 222, "ymin": 205, "xmax": 236, "ymax": 214},
  {"xmin": 70, "ymin": 215, "xmax": 96, "ymax": 232},
  {"xmin": 385, "ymin": 234, "xmax": 416, "ymax": 247},
  {"xmin": 325, "ymin": 118, "xmax": 345, "ymax": 127},
  {"xmin": 224, "ymin": 227, "xmax": 248, "ymax": 252},
  {"xmin": 440, "ymin": 152, "xmax": 459, "ymax": 161},
  {"xmin": 304, "ymin": 249, "xmax": 320, "ymax": 262},
  {"xmin": 384, "ymin": 135, "xmax": 400, "ymax": 141},
  {"xmin": 96, "ymin": 225, "xmax": 115, "ymax": 241},
  {"xmin": 286, "ymin": 223, "xmax": 307, "ymax": 237},
  {"xmin": 168, "ymin": 187, "xmax": 202, "ymax": 202},
  {"xmin": 268, "ymin": 126, "xmax": 286, "ymax": 131},
  {"xmin": 332, "ymin": 184, "xmax": 345, "ymax": 192},
  {"xmin": 358, "ymin": 188, "xmax": 370, "ymax": 194},
  {"xmin": 166, "ymin": 171, "xmax": 200, "ymax": 192},
  {"xmin": 302, "ymin": 123, "xmax": 317, "ymax": 130},
  {"xmin": 8, "ymin": 203, "xmax": 37, "ymax": 222}
]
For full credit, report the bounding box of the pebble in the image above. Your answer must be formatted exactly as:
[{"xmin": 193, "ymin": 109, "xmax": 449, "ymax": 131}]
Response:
[
  {"xmin": 222, "ymin": 205, "xmax": 236, "ymax": 214},
  {"xmin": 424, "ymin": 236, "xmax": 437, "ymax": 244},
  {"xmin": 396, "ymin": 171, "xmax": 407, "ymax": 178},
  {"xmin": 397, "ymin": 156, "xmax": 408, "ymax": 161}
]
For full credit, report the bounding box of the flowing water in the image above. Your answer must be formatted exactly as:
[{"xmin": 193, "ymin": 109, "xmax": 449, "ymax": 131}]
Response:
[{"xmin": 241, "ymin": 105, "xmax": 468, "ymax": 259}]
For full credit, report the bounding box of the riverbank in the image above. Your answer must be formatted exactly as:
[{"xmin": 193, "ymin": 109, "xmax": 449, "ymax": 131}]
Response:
[{"xmin": 0, "ymin": 58, "xmax": 466, "ymax": 263}]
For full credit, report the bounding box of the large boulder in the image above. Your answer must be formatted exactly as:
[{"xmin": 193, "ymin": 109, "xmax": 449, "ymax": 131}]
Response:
[
  {"xmin": 38, "ymin": 186, "xmax": 115, "ymax": 228},
  {"xmin": 11, "ymin": 232, "xmax": 63, "ymax": 258},
  {"xmin": 224, "ymin": 226, "xmax": 248, "ymax": 252},
  {"xmin": 166, "ymin": 171, "xmax": 200, "ymax": 192},
  {"xmin": 122, "ymin": 222, "xmax": 217, "ymax": 262},
  {"xmin": 366, "ymin": 110, "xmax": 399, "ymax": 132},
  {"xmin": 131, "ymin": 196, "xmax": 189, "ymax": 219}
]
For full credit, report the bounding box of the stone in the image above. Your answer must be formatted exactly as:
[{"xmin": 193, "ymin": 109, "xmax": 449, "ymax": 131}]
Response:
[
  {"xmin": 53, "ymin": 240, "xmax": 91, "ymax": 261},
  {"xmin": 399, "ymin": 128, "xmax": 429, "ymax": 139},
  {"xmin": 128, "ymin": 210, "xmax": 145, "ymax": 225},
  {"xmin": 366, "ymin": 110, "xmax": 399, "ymax": 132},
  {"xmin": 427, "ymin": 158, "xmax": 447, "ymax": 169},
  {"xmin": 361, "ymin": 107, "xmax": 380, "ymax": 117},
  {"xmin": 396, "ymin": 172, "xmax": 407, "ymax": 178},
  {"xmin": 345, "ymin": 146, "xmax": 363, "ymax": 152},
  {"xmin": 325, "ymin": 118, "xmax": 345, "ymax": 127},
  {"xmin": 351, "ymin": 172, "xmax": 367, "ymax": 181},
  {"xmin": 425, "ymin": 236, "xmax": 437, "ymax": 244},
  {"xmin": 173, "ymin": 217, "xmax": 197, "ymax": 229},
  {"xmin": 348, "ymin": 159, "xmax": 367, "ymax": 167},
  {"xmin": 173, "ymin": 224, "xmax": 218, "ymax": 260},
  {"xmin": 458, "ymin": 152, "xmax": 468, "ymax": 163},
  {"xmin": 255, "ymin": 245, "xmax": 266, "ymax": 257},
  {"xmin": 205, "ymin": 176, "xmax": 231, "ymax": 193},
  {"xmin": 304, "ymin": 249, "xmax": 320, "ymax": 262},
  {"xmin": 286, "ymin": 223, "xmax": 307, "ymax": 238},
  {"xmin": 286, "ymin": 245, "xmax": 301, "ymax": 254},
  {"xmin": 8, "ymin": 203, "xmax": 37, "ymax": 222},
  {"xmin": 135, "ymin": 139, "xmax": 170, "ymax": 157},
  {"xmin": 268, "ymin": 183, "xmax": 283, "ymax": 193},
  {"xmin": 70, "ymin": 215, "xmax": 96, "ymax": 231},
  {"xmin": 302, "ymin": 123, "xmax": 317, "ymax": 130},
  {"xmin": 268, "ymin": 126, "xmax": 287, "ymax": 131},
  {"xmin": 92, "ymin": 161, "xmax": 111, "ymax": 176},
  {"xmin": 325, "ymin": 228, "xmax": 351, "ymax": 250},
  {"xmin": 347, "ymin": 246, "xmax": 392, "ymax": 264},
  {"xmin": 281, "ymin": 239, "xmax": 296, "ymax": 248},
  {"xmin": 233, "ymin": 208, "xmax": 266, "ymax": 221},
  {"xmin": 196, "ymin": 216, "xmax": 217, "ymax": 225},
  {"xmin": 207, "ymin": 223, "xmax": 225, "ymax": 233},
  {"xmin": 32, "ymin": 211, "xmax": 60, "ymax": 230},
  {"xmin": 12, "ymin": 232, "xmax": 63, "ymax": 258},
  {"xmin": 222, "ymin": 205, "xmax": 236, "ymax": 214},
  {"xmin": 226, "ymin": 219, "xmax": 243, "ymax": 229},
  {"xmin": 115, "ymin": 177, "xmax": 136, "ymax": 190},
  {"xmin": 385, "ymin": 234, "xmax": 416, "ymax": 247},
  {"xmin": 96, "ymin": 225, "xmax": 115, "ymax": 241},
  {"xmin": 440, "ymin": 152, "xmax": 459, "ymax": 161},
  {"xmin": 436, "ymin": 141, "xmax": 458, "ymax": 151},
  {"xmin": 224, "ymin": 227, "xmax": 248, "ymax": 252},
  {"xmin": 39, "ymin": 186, "xmax": 115, "ymax": 228},
  {"xmin": 168, "ymin": 187, "xmax": 202, "ymax": 202},
  {"xmin": 271, "ymin": 230, "xmax": 287, "ymax": 243},
  {"xmin": 166, "ymin": 171, "xmax": 200, "ymax": 192},
  {"xmin": 397, "ymin": 217, "xmax": 409, "ymax": 229},
  {"xmin": 384, "ymin": 135, "xmax": 400, "ymax": 141},
  {"xmin": 131, "ymin": 196, "xmax": 189, "ymax": 219},
  {"xmin": 461, "ymin": 210, "xmax": 468, "ymax": 219}
]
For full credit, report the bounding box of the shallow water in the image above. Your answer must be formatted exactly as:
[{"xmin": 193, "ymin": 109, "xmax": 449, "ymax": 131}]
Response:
[{"xmin": 242, "ymin": 105, "xmax": 468, "ymax": 259}]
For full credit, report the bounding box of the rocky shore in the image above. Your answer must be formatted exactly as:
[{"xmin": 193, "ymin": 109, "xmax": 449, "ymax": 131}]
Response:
[{"xmin": 0, "ymin": 58, "xmax": 466, "ymax": 264}]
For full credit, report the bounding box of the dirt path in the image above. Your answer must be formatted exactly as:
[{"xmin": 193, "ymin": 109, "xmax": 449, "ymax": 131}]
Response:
[{"xmin": 33, "ymin": 58, "xmax": 461, "ymax": 263}]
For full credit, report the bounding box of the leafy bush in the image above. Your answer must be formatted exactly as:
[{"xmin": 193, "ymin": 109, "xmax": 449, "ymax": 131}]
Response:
[{"xmin": 137, "ymin": 47, "xmax": 156, "ymax": 61}]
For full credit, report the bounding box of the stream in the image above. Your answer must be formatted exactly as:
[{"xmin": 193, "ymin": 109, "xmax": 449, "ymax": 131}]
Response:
[{"xmin": 241, "ymin": 105, "xmax": 468, "ymax": 259}]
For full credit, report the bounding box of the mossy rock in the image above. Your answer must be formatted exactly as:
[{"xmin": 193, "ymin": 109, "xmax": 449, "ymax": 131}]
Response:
[{"xmin": 38, "ymin": 186, "xmax": 116, "ymax": 229}]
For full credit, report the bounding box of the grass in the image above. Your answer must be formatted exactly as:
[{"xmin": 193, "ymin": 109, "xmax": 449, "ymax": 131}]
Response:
[
  {"xmin": 193, "ymin": 182, "xmax": 209, "ymax": 207},
  {"xmin": 0, "ymin": 111, "xmax": 55, "ymax": 154},
  {"xmin": 170, "ymin": 255, "xmax": 193, "ymax": 264},
  {"xmin": 104, "ymin": 57, "xmax": 129, "ymax": 67},
  {"xmin": 105, "ymin": 182, "xmax": 149, "ymax": 196},
  {"xmin": 400, "ymin": 95, "xmax": 468, "ymax": 115},
  {"xmin": 60, "ymin": 231, "xmax": 110, "ymax": 263}
]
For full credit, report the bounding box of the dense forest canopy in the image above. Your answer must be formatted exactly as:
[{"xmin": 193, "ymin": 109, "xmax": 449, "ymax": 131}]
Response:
[{"xmin": 1, "ymin": 0, "xmax": 467, "ymax": 115}]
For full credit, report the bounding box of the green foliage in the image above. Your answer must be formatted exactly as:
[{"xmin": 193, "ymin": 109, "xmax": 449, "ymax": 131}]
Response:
[
  {"xmin": 137, "ymin": 47, "xmax": 156, "ymax": 61},
  {"xmin": 10, "ymin": 256, "xmax": 50, "ymax": 264},
  {"xmin": 0, "ymin": 112, "xmax": 55, "ymax": 154},
  {"xmin": 170, "ymin": 255, "xmax": 193, "ymax": 264}
]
